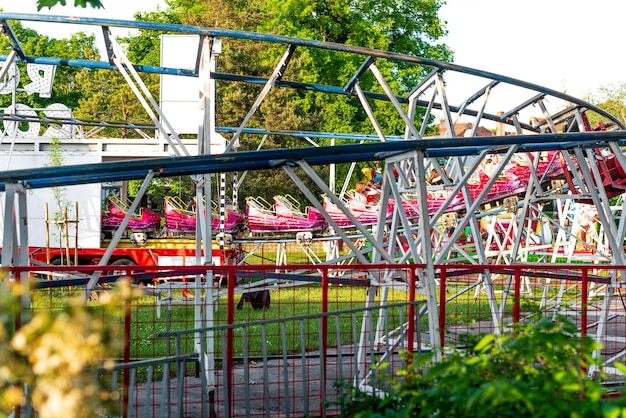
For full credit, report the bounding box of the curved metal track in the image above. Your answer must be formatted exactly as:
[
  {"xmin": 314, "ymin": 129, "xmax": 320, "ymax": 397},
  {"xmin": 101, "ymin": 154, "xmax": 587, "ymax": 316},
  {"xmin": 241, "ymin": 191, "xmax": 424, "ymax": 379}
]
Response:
[{"xmin": 1, "ymin": 13, "xmax": 626, "ymax": 386}]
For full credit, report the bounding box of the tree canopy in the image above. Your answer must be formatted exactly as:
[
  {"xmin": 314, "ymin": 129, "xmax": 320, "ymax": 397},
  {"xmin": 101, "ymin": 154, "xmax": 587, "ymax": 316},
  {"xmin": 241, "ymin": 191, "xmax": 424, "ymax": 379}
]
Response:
[
  {"xmin": 6, "ymin": 0, "xmax": 454, "ymax": 206},
  {"xmin": 36, "ymin": 0, "xmax": 103, "ymax": 10},
  {"xmin": 132, "ymin": 0, "xmax": 453, "ymax": 204},
  {"xmin": 0, "ymin": 23, "xmax": 98, "ymax": 112},
  {"xmin": 586, "ymin": 82, "xmax": 626, "ymax": 129}
]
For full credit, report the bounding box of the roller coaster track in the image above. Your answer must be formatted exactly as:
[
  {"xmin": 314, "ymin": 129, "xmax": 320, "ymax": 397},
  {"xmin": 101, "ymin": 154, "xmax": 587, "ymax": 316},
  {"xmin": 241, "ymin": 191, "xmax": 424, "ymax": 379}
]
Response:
[{"xmin": 2, "ymin": 13, "xmax": 626, "ymax": 386}]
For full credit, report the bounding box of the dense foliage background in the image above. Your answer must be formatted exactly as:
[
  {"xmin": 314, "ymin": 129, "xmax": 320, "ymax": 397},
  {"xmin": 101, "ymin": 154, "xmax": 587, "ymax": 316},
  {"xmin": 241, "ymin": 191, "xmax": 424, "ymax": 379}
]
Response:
[
  {"xmin": 4, "ymin": 1, "xmax": 626, "ymax": 207},
  {"xmin": 1, "ymin": 0, "xmax": 453, "ymax": 208},
  {"xmin": 338, "ymin": 317, "xmax": 626, "ymax": 417}
]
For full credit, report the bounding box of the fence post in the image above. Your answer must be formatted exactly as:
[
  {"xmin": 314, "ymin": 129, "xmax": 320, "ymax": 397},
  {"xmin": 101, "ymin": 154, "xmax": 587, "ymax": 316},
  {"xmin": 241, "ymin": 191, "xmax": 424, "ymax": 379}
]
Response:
[
  {"xmin": 321, "ymin": 266, "xmax": 329, "ymax": 415},
  {"xmin": 226, "ymin": 267, "xmax": 236, "ymax": 414},
  {"xmin": 581, "ymin": 267, "xmax": 588, "ymax": 339},
  {"xmin": 407, "ymin": 267, "xmax": 417, "ymax": 366},
  {"xmin": 513, "ymin": 267, "xmax": 520, "ymax": 324},
  {"xmin": 123, "ymin": 294, "xmax": 131, "ymax": 418},
  {"xmin": 581, "ymin": 267, "xmax": 588, "ymax": 375},
  {"xmin": 439, "ymin": 267, "xmax": 446, "ymax": 350}
]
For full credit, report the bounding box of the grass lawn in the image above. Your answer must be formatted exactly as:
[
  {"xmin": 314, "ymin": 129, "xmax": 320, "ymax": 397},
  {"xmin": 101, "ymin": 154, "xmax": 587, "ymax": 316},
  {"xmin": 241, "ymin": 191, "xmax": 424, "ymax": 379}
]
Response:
[{"xmin": 29, "ymin": 276, "xmax": 557, "ymax": 362}]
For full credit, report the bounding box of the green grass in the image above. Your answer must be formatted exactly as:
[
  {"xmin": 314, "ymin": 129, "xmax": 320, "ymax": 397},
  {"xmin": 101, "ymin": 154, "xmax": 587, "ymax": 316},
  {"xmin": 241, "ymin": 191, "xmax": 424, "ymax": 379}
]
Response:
[
  {"xmin": 26, "ymin": 285, "xmax": 380, "ymax": 359},
  {"xmin": 29, "ymin": 275, "xmax": 590, "ymax": 361}
]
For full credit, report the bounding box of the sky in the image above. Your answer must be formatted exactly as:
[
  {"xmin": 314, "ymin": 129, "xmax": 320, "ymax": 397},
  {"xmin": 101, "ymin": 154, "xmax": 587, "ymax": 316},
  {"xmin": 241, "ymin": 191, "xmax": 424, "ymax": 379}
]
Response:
[
  {"xmin": 438, "ymin": 0, "xmax": 626, "ymax": 101},
  {"xmin": 0, "ymin": 0, "xmax": 164, "ymax": 19},
  {"xmin": 0, "ymin": 0, "xmax": 166, "ymax": 39},
  {"xmin": 0, "ymin": 0, "xmax": 623, "ymax": 109}
]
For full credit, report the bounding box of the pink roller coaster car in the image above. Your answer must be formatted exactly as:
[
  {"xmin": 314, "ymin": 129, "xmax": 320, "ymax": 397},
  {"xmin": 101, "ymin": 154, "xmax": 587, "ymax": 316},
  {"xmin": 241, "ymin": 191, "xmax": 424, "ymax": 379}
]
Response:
[
  {"xmin": 102, "ymin": 195, "xmax": 161, "ymax": 232},
  {"xmin": 163, "ymin": 195, "xmax": 245, "ymax": 234},
  {"xmin": 246, "ymin": 195, "xmax": 327, "ymax": 233}
]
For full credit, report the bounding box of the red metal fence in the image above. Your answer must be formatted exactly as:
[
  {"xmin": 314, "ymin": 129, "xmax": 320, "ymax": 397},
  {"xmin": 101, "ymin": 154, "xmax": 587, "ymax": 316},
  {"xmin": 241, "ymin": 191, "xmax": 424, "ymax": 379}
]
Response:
[{"xmin": 7, "ymin": 262, "xmax": 625, "ymax": 416}]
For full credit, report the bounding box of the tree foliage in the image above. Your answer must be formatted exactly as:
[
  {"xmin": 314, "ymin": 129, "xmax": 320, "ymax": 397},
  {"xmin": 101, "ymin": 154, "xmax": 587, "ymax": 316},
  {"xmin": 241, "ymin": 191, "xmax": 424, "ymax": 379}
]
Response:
[
  {"xmin": 72, "ymin": 67, "xmax": 156, "ymax": 138},
  {"xmin": 585, "ymin": 82, "xmax": 626, "ymax": 129},
  {"xmin": 0, "ymin": 277, "xmax": 139, "ymax": 418},
  {"xmin": 142, "ymin": 0, "xmax": 452, "ymax": 205},
  {"xmin": 0, "ymin": 25, "xmax": 98, "ymax": 113},
  {"xmin": 36, "ymin": 0, "xmax": 103, "ymax": 10}
]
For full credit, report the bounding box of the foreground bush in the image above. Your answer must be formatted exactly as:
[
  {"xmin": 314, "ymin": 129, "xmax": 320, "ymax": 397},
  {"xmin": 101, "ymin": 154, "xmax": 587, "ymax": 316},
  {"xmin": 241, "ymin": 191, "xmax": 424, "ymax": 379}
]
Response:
[
  {"xmin": 340, "ymin": 317, "xmax": 626, "ymax": 417},
  {"xmin": 0, "ymin": 276, "xmax": 139, "ymax": 418}
]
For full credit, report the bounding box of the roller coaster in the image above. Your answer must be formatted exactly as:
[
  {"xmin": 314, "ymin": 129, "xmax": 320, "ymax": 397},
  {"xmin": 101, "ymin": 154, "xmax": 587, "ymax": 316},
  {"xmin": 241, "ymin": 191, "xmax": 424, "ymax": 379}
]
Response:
[{"xmin": 1, "ymin": 12, "xmax": 626, "ymax": 398}]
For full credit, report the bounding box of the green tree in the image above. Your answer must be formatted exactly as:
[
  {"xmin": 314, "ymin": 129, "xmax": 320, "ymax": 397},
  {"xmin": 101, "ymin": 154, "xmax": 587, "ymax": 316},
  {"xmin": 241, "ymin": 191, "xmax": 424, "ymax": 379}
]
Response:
[
  {"xmin": 69, "ymin": 25, "xmax": 162, "ymax": 138},
  {"xmin": 256, "ymin": 0, "xmax": 452, "ymax": 136},
  {"xmin": 0, "ymin": 25, "xmax": 99, "ymax": 113},
  {"xmin": 143, "ymin": 0, "xmax": 452, "ymax": 205},
  {"xmin": 72, "ymin": 67, "xmax": 157, "ymax": 138},
  {"xmin": 585, "ymin": 82, "xmax": 626, "ymax": 128},
  {"xmin": 36, "ymin": 0, "xmax": 103, "ymax": 10},
  {"xmin": 0, "ymin": 276, "xmax": 138, "ymax": 418}
]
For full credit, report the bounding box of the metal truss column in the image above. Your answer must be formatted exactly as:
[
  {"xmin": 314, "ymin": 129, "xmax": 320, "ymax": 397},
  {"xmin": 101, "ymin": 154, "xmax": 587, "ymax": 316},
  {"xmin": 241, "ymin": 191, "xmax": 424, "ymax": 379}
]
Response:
[
  {"xmin": 412, "ymin": 150, "xmax": 441, "ymax": 358},
  {"xmin": 2, "ymin": 182, "xmax": 30, "ymax": 311},
  {"xmin": 195, "ymin": 37, "xmax": 221, "ymax": 404}
]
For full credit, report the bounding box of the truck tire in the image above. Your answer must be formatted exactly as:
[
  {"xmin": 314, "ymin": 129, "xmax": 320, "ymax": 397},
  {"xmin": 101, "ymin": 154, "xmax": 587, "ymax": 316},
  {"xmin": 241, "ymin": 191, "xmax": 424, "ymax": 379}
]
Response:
[
  {"xmin": 110, "ymin": 259, "xmax": 154, "ymax": 286},
  {"xmin": 51, "ymin": 256, "xmax": 74, "ymax": 266},
  {"xmin": 110, "ymin": 258, "xmax": 136, "ymax": 281}
]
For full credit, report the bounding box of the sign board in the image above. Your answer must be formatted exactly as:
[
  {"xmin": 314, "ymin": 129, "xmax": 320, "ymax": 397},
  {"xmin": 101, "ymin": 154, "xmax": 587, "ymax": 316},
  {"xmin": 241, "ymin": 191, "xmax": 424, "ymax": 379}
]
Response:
[
  {"xmin": 160, "ymin": 35, "xmax": 226, "ymax": 154},
  {"xmin": 160, "ymin": 35, "xmax": 201, "ymax": 135}
]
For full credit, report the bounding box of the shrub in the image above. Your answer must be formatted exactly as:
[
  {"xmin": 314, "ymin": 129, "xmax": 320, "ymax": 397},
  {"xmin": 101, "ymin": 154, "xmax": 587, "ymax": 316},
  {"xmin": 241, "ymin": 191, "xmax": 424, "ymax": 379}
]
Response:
[
  {"xmin": 0, "ymin": 276, "xmax": 139, "ymax": 418},
  {"xmin": 339, "ymin": 316, "xmax": 626, "ymax": 417}
]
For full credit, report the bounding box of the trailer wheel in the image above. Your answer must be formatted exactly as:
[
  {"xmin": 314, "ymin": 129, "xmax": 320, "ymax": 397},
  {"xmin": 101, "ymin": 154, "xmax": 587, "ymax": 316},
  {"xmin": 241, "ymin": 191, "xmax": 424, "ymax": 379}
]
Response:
[
  {"xmin": 35, "ymin": 256, "xmax": 73, "ymax": 280},
  {"xmin": 51, "ymin": 256, "xmax": 75, "ymax": 266},
  {"xmin": 110, "ymin": 258, "xmax": 136, "ymax": 280},
  {"xmin": 109, "ymin": 258, "xmax": 154, "ymax": 286}
]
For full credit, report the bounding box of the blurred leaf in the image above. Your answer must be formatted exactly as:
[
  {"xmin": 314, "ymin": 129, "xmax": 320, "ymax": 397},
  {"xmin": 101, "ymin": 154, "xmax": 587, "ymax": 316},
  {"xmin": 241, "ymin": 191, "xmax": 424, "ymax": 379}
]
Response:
[{"xmin": 37, "ymin": 0, "xmax": 104, "ymax": 10}]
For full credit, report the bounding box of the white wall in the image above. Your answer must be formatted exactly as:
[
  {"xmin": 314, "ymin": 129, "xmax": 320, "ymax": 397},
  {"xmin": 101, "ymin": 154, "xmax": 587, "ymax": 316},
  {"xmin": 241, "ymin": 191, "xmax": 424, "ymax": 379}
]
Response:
[
  {"xmin": 160, "ymin": 34, "xmax": 201, "ymax": 136},
  {"xmin": 0, "ymin": 154, "xmax": 102, "ymax": 248}
]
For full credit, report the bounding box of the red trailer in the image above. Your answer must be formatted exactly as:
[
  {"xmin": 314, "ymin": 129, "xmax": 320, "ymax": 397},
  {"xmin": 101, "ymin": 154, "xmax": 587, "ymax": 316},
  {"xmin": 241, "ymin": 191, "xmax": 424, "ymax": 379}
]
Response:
[{"xmin": 27, "ymin": 238, "xmax": 241, "ymax": 268}]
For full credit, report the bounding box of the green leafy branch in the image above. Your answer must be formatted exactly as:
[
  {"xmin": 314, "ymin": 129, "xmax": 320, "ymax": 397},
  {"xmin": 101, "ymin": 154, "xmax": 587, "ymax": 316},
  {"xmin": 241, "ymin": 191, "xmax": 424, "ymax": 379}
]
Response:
[{"xmin": 37, "ymin": 0, "xmax": 103, "ymax": 11}]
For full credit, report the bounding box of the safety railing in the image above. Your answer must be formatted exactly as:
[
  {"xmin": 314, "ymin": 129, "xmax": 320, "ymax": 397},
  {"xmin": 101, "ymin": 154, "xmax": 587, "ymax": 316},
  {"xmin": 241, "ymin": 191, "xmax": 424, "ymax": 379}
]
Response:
[{"xmin": 5, "ymin": 262, "xmax": 624, "ymax": 416}]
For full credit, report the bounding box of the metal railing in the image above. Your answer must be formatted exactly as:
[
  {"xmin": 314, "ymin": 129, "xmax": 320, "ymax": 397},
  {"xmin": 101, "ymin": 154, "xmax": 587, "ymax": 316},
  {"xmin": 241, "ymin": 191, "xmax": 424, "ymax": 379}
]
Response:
[
  {"xmin": 102, "ymin": 299, "xmax": 425, "ymax": 418},
  {"xmin": 7, "ymin": 262, "xmax": 626, "ymax": 416}
]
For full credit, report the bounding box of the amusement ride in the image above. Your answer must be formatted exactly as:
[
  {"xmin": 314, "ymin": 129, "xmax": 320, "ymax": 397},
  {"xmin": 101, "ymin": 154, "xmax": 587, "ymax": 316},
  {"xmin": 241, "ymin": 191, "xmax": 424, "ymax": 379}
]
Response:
[{"xmin": 1, "ymin": 12, "xmax": 626, "ymax": 398}]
